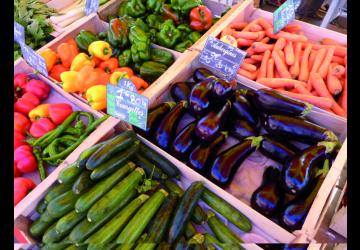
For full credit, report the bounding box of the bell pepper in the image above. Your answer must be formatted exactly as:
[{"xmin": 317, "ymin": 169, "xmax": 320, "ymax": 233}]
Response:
[
  {"xmin": 14, "ymin": 177, "xmax": 36, "ymax": 205},
  {"xmin": 48, "ymin": 103, "xmax": 73, "ymax": 125},
  {"xmin": 50, "ymin": 64, "xmax": 69, "ymax": 82},
  {"xmin": 147, "ymin": 0, "xmax": 165, "ymax": 13},
  {"xmin": 118, "ymin": 49, "xmax": 132, "ymax": 67},
  {"xmin": 94, "ymin": 68, "xmax": 111, "ymax": 85},
  {"xmin": 148, "ymin": 28, "xmax": 158, "ymax": 43},
  {"xmin": 14, "ymin": 73, "xmax": 30, "ymax": 97},
  {"xmin": 28, "ymin": 104, "xmax": 49, "ymax": 122},
  {"xmin": 15, "ymin": 130, "xmax": 27, "ymax": 150},
  {"xmin": 70, "ymin": 53, "xmax": 96, "ymax": 71},
  {"xmin": 14, "ymin": 112, "xmax": 31, "ymax": 134},
  {"xmin": 66, "ymin": 38, "xmax": 79, "ymax": 51},
  {"xmin": 174, "ymin": 40, "xmax": 193, "ymax": 52},
  {"xmin": 189, "ymin": 5, "xmax": 213, "ymax": 32},
  {"xmin": 14, "ymin": 93, "xmax": 40, "ymax": 115},
  {"xmin": 129, "ymin": 26, "xmax": 151, "ymax": 63},
  {"xmin": 161, "ymin": 4, "xmax": 181, "ymax": 25},
  {"xmin": 177, "ymin": 23, "xmax": 192, "ymax": 40},
  {"xmin": 110, "ymin": 71, "xmax": 130, "ymax": 84},
  {"xmin": 146, "ymin": 14, "xmax": 163, "ymax": 30},
  {"xmin": 108, "ymin": 18, "xmax": 130, "ymax": 48},
  {"xmin": 40, "ymin": 48, "xmax": 58, "ymax": 72},
  {"xmin": 86, "ymin": 85, "xmax": 107, "ymax": 110},
  {"xmin": 88, "ymin": 41, "xmax": 112, "ymax": 61},
  {"xmin": 91, "ymin": 56, "xmax": 103, "ymax": 67},
  {"xmin": 14, "ymin": 145, "xmax": 38, "ymax": 174},
  {"xmin": 133, "ymin": 18, "xmax": 149, "ymax": 32},
  {"xmin": 60, "ymin": 71, "xmax": 79, "ymax": 93},
  {"xmin": 171, "ymin": 0, "xmax": 201, "ymax": 15},
  {"xmin": 99, "ymin": 58, "xmax": 119, "ymax": 73},
  {"xmin": 14, "ymin": 164, "xmax": 21, "ymax": 177},
  {"xmin": 29, "ymin": 118, "xmax": 56, "ymax": 138},
  {"xmin": 77, "ymin": 66, "xmax": 101, "ymax": 92},
  {"xmin": 113, "ymin": 67, "xmax": 134, "ymax": 77},
  {"xmin": 98, "ymin": 31, "xmax": 108, "ymax": 40},
  {"xmin": 188, "ymin": 31, "xmax": 202, "ymax": 43},
  {"xmin": 25, "ymin": 79, "xmax": 51, "ymax": 100},
  {"xmin": 126, "ymin": 0, "xmax": 146, "ymax": 17},
  {"xmin": 57, "ymin": 42, "xmax": 79, "ymax": 68},
  {"xmin": 129, "ymin": 75, "xmax": 149, "ymax": 90},
  {"xmin": 157, "ymin": 19, "xmax": 181, "ymax": 48},
  {"xmin": 76, "ymin": 30, "xmax": 99, "ymax": 52}
]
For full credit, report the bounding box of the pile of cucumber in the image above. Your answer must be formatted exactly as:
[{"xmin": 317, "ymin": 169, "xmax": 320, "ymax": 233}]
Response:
[{"xmin": 29, "ymin": 130, "xmax": 252, "ymax": 250}]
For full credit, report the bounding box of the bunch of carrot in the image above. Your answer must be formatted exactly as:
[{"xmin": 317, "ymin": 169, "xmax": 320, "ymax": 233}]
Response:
[{"xmin": 221, "ymin": 17, "xmax": 347, "ymax": 118}]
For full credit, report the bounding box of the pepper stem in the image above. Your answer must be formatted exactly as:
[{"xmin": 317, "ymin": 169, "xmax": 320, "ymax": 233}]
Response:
[{"xmin": 103, "ymin": 48, "xmax": 109, "ymax": 55}]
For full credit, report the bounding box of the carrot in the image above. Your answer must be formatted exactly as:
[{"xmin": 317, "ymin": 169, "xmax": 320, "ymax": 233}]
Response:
[
  {"xmin": 284, "ymin": 40, "xmax": 295, "ymax": 65},
  {"xmin": 267, "ymin": 58, "xmax": 274, "ymax": 78},
  {"xmin": 236, "ymin": 38, "xmax": 254, "ymax": 47},
  {"xmin": 256, "ymin": 31, "xmax": 266, "ymax": 41},
  {"xmin": 266, "ymin": 28, "xmax": 308, "ymax": 42},
  {"xmin": 257, "ymin": 78, "xmax": 307, "ymax": 88},
  {"xmin": 278, "ymin": 50, "xmax": 286, "ymax": 65},
  {"xmin": 317, "ymin": 47, "xmax": 336, "ymax": 78},
  {"xmin": 277, "ymin": 87, "xmax": 286, "ymax": 91},
  {"xmin": 229, "ymin": 21, "xmax": 248, "ymax": 30},
  {"xmin": 257, "ymin": 50, "xmax": 271, "ymax": 80},
  {"xmin": 232, "ymin": 31, "xmax": 260, "ymax": 40},
  {"xmin": 240, "ymin": 62, "xmax": 257, "ymax": 72},
  {"xmin": 308, "ymin": 50, "xmax": 317, "ymax": 72},
  {"xmin": 250, "ymin": 24, "xmax": 263, "ymax": 32},
  {"xmin": 338, "ymin": 77, "xmax": 347, "ymax": 112},
  {"xmin": 298, "ymin": 44, "xmax": 313, "ymax": 83},
  {"xmin": 242, "ymin": 19, "xmax": 259, "ymax": 32},
  {"xmin": 283, "ymin": 24, "xmax": 302, "ymax": 33},
  {"xmin": 276, "ymin": 90, "xmax": 334, "ymax": 109},
  {"xmin": 251, "ymin": 54, "xmax": 263, "ymax": 61},
  {"xmin": 294, "ymin": 83, "xmax": 313, "ymax": 95},
  {"xmin": 257, "ymin": 18, "xmax": 272, "ymax": 30},
  {"xmin": 260, "ymin": 37, "xmax": 270, "ymax": 44},
  {"xmin": 275, "ymin": 68, "xmax": 281, "ymax": 78},
  {"xmin": 326, "ymin": 69, "xmax": 342, "ymax": 95},
  {"xmin": 238, "ymin": 68, "xmax": 257, "ymax": 80},
  {"xmin": 310, "ymin": 48, "xmax": 327, "ymax": 74},
  {"xmin": 274, "ymin": 37, "xmax": 287, "ymax": 51},
  {"xmin": 244, "ymin": 58, "xmax": 258, "ymax": 64},
  {"xmin": 331, "ymin": 55, "xmax": 345, "ymax": 65},
  {"xmin": 290, "ymin": 42, "xmax": 302, "ymax": 79},
  {"xmin": 221, "ymin": 27, "xmax": 235, "ymax": 38},
  {"xmin": 251, "ymin": 42, "xmax": 274, "ymax": 53},
  {"xmin": 321, "ymin": 38, "xmax": 345, "ymax": 46},
  {"xmin": 329, "ymin": 63, "xmax": 345, "ymax": 77},
  {"xmin": 246, "ymin": 47, "xmax": 255, "ymax": 56},
  {"xmin": 302, "ymin": 44, "xmax": 346, "ymax": 57},
  {"xmin": 288, "ymin": 88, "xmax": 299, "ymax": 93},
  {"xmin": 311, "ymin": 90, "xmax": 318, "ymax": 96},
  {"xmin": 272, "ymin": 50, "xmax": 291, "ymax": 79},
  {"xmin": 129, "ymin": 75, "xmax": 149, "ymax": 89}
]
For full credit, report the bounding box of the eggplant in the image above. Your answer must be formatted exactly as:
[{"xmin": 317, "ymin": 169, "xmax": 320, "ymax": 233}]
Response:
[
  {"xmin": 282, "ymin": 141, "xmax": 338, "ymax": 195},
  {"xmin": 188, "ymin": 131, "xmax": 228, "ymax": 174},
  {"xmin": 250, "ymin": 166, "xmax": 284, "ymax": 217},
  {"xmin": 195, "ymin": 100, "xmax": 231, "ymax": 142},
  {"xmin": 170, "ymin": 82, "xmax": 194, "ymax": 102},
  {"xmin": 259, "ymin": 134, "xmax": 297, "ymax": 164},
  {"xmin": 262, "ymin": 114, "xmax": 338, "ymax": 144},
  {"xmin": 252, "ymin": 89, "xmax": 313, "ymax": 116},
  {"xmin": 193, "ymin": 68, "xmax": 216, "ymax": 83},
  {"xmin": 171, "ymin": 121, "xmax": 197, "ymax": 159},
  {"xmin": 189, "ymin": 81, "xmax": 213, "ymax": 117},
  {"xmin": 229, "ymin": 119, "xmax": 258, "ymax": 140},
  {"xmin": 211, "ymin": 78, "xmax": 235, "ymax": 104},
  {"xmin": 231, "ymin": 90, "xmax": 259, "ymax": 126},
  {"xmin": 209, "ymin": 136, "xmax": 263, "ymax": 187},
  {"xmin": 153, "ymin": 100, "xmax": 188, "ymax": 150},
  {"xmin": 283, "ymin": 244, "xmax": 309, "ymax": 250}
]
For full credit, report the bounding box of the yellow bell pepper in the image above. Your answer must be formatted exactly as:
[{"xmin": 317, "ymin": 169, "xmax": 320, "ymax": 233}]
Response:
[
  {"xmin": 86, "ymin": 85, "xmax": 107, "ymax": 110},
  {"xmin": 109, "ymin": 71, "xmax": 129, "ymax": 85},
  {"xmin": 88, "ymin": 41, "xmax": 112, "ymax": 61},
  {"xmin": 40, "ymin": 48, "xmax": 58, "ymax": 72},
  {"xmin": 70, "ymin": 53, "xmax": 95, "ymax": 71},
  {"xmin": 28, "ymin": 104, "xmax": 50, "ymax": 122},
  {"xmin": 60, "ymin": 71, "xmax": 79, "ymax": 93}
]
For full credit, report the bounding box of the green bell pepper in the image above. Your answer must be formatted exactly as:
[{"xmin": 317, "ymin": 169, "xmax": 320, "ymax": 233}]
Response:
[
  {"xmin": 148, "ymin": 28, "xmax": 158, "ymax": 43},
  {"xmin": 98, "ymin": 31, "xmax": 108, "ymax": 40},
  {"xmin": 107, "ymin": 17, "xmax": 130, "ymax": 48},
  {"xmin": 118, "ymin": 0, "xmax": 128, "ymax": 16},
  {"xmin": 177, "ymin": 23, "xmax": 192, "ymax": 41},
  {"xmin": 129, "ymin": 25, "xmax": 149, "ymax": 44},
  {"xmin": 146, "ymin": 14, "xmax": 163, "ymax": 30},
  {"xmin": 133, "ymin": 18, "xmax": 149, "ymax": 32},
  {"xmin": 188, "ymin": 31, "xmax": 202, "ymax": 44},
  {"xmin": 75, "ymin": 30, "xmax": 98, "ymax": 52},
  {"xmin": 126, "ymin": 0, "xmax": 146, "ymax": 17},
  {"xmin": 157, "ymin": 19, "xmax": 181, "ymax": 48},
  {"xmin": 170, "ymin": 0, "xmax": 201, "ymax": 15},
  {"xmin": 129, "ymin": 26, "xmax": 151, "ymax": 63},
  {"xmin": 174, "ymin": 40, "xmax": 192, "ymax": 53},
  {"xmin": 146, "ymin": 0, "xmax": 165, "ymax": 13},
  {"xmin": 150, "ymin": 48, "xmax": 174, "ymax": 66},
  {"xmin": 118, "ymin": 49, "xmax": 132, "ymax": 67}
]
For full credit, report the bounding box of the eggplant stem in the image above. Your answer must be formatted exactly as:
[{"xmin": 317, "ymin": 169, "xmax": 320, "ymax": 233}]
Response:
[
  {"xmin": 317, "ymin": 141, "xmax": 338, "ymax": 153},
  {"xmin": 315, "ymin": 159, "xmax": 330, "ymax": 178},
  {"xmin": 324, "ymin": 130, "xmax": 339, "ymax": 143},
  {"xmin": 302, "ymin": 103, "xmax": 313, "ymax": 116},
  {"xmin": 189, "ymin": 233, "xmax": 205, "ymax": 244},
  {"xmin": 207, "ymin": 211, "xmax": 215, "ymax": 220},
  {"xmin": 248, "ymin": 135, "xmax": 263, "ymax": 149}
]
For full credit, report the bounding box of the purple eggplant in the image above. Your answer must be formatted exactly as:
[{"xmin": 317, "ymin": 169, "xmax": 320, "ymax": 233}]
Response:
[
  {"xmin": 188, "ymin": 131, "xmax": 228, "ymax": 173},
  {"xmin": 189, "ymin": 81, "xmax": 213, "ymax": 117},
  {"xmin": 259, "ymin": 134, "xmax": 297, "ymax": 164},
  {"xmin": 250, "ymin": 166, "xmax": 284, "ymax": 217},
  {"xmin": 231, "ymin": 90, "xmax": 259, "ymax": 127},
  {"xmin": 211, "ymin": 78, "xmax": 235, "ymax": 104},
  {"xmin": 154, "ymin": 100, "xmax": 188, "ymax": 150},
  {"xmin": 263, "ymin": 114, "xmax": 338, "ymax": 144},
  {"xmin": 229, "ymin": 119, "xmax": 258, "ymax": 140},
  {"xmin": 170, "ymin": 82, "xmax": 194, "ymax": 102},
  {"xmin": 171, "ymin": 121, "xmax": 197, "ymax": 159},
  {"xmin": 209, "ymin": 136, "xmax": 263, "ymax": 187},
  {"xmin": 195, "ymin": 100, "xmax": 231, "ymax": 142},
  {"xmin": 193, "ymin": 68, "xmax": 216, "ymax": 83}
]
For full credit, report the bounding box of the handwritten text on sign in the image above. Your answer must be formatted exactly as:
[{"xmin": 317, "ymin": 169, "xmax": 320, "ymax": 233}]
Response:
[
  {"xmin": 85, "ymin": 0, "xmax": 100, "ymax": 15},
  {"xmin": 199, "ymin": 36, "xmax": 246, "ymax": 81},
  {"xmin": 273, "ymin": 0, "xmax": 301, "ymax": 34},
  {"xmin": 107, "ymin": 79, "xmax": 148, "ymax": 130},
  {"xmin": 21, "ymin": 45, "xmax": 48, "ymax": 77},
  {"xmin": 14, "ymin": 22, "xmax": 25, "ymax": 45}
]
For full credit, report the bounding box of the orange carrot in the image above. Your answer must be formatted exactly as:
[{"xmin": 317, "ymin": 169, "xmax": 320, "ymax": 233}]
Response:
[
  {"xmin": 257, "ymin": 50, "xmax": 271, "ymax": 80},
  {"xmin": 284, "ymin": 40, "xmax": 295, "ymax": 65},
  {"xmin": 246, "ymin": 47, "xmax": 255, "ymax": 56},
  {"xmin": 278, "ymin": 50, "xmax": 286, "ymax": 65},
  {"xmin": 308, "ymin": 50, "xmax": 317, "ymax": 72},
  {"xmin": 244, "ymin": 58, "xmax": 258, "ymax": 64},
  {"xmin": 256, "ymin": 31, "xmax": 266, "ymax": 41},
  {"xmin": 331, "ymin": 55, "xmax": 345, "ymax": 65},
  {"xmin": 274, "ymin": 37, "xmax": 287, "ymax": 51},
  {"xmin": 326, "ymin": 69, "xmax": 342, "ymax": 95},
  {"xmin": 251, "ymin": 54, "xmax": 263, "ymax": 61},
  {"xmin": 240, "ymin": 62, "xmax": 257, "ymax": 72},
  {"xmin": 338, "ymin": 77, "xmax": 347, "ymax": 112},
  {"xmin": 277, "ymin": 87, "xmax": 286, "ymax": 91},
  {"xmin": 257, "ymin": 18, "xmax": 272, "ymax": 30},
  {"xmin": 266, "ymin": 28, "xmax": 308, "ymax": 42},
  {"xmin": 251, "ymin": 42, "xmax": 274, "ymax": 53},
  {"xmin": 275, "ymin": 68, "xmax": 281, "ymax": 78},
  {"xmin": 294, "ymin": 83, "xmax": 313, "ymax": 95},
  {"xmin": 221, "ymin": 27, "xmax": 235, "ymax": 38},
  {"xmin": 238, "ymin": 68, "xmax": 257, "ymax": 80},
  {"xmin": 260, "ymin": 37, "xmax": 270, "ymax": 44},
  {"xmin": 232, "ymin": 31, "xmax": 260, "ymax": 40},
  {"xmin": 257, "ymin": 78, "xmax": 307, "ymax": 88},
  {"xmin": 290, "ymin": 42, "xmax": 302, "ymax": 79},
  {"xmin": 302, "ymin": 44, "xmax": 346, "ymax": 57},
  {"xmin": 321, "ymin": 38, "xmax": 345, "ymax": 46},
  {"xmin": 229, "ymin": 21, "xmax": 248, "ymax": 30},
  {"xmin": 250, "ymin": 24, "xmax": 263, "ymax": 32},
  {"xmin": 242, "ymin": 19, "xmax": 259, "ymax": 32},
  {"xmin": 267, "ymin": 58, "xmax": 274, "ymax": 78},
  {"xmin": 276, "ymin": 90, "xmax": 334, "ymax": 109},
  {"xmin": 298, "ymin": 44, "xmax": 313, "ymax": 83},
  {"xmin": 236, "ymin": 38, "xmax": 254, "ymax": 47},
  {"xmin": 272, "ymin": 50, "xmax": 292, "ymax": 79},
  {"xmin": 310, "ymin": 48, "xmax": 327, "ymax": 74},
  {"xmin": 317, "ymin": 47, "xmax": 336, "ymax": 78},
  {"xmin": 330, "ymin": 63, "xmax": 345, "ymax": 77},
  {"xmin": 311, "ymin": 90, "xmax": 318, "ymax": 96},
  {"xmin": 283, "ymin": 24, "xmax": 302, "ymax": 33}
]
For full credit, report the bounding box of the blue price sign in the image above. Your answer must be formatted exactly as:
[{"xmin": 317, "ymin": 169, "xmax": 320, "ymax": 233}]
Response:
[
  {"xmin": 273, "ymin": 0, "xmax": 301, "ymax": 34},
  {"xmin": 14, "ymin": 22, "xmax": 25, "ymax": 45},
  {"xmin": 85, "ymin": 0, "xmax": 100, "ymax": 15},
  {"xmin": 199, "ymin": 36, "xmax": 246, "ymax": 81},
  {"xmin": 21, "ymin": 45, "xmax": 48, "ymax": 77},
  {"xmin": 107, "ymin": 79, "xmax": 149, "ymax": 130}
]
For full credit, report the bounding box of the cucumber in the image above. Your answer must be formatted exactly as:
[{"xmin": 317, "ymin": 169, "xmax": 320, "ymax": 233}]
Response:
[
  {"xmin": 87, "ymin": 167, "xmax": 145, "ymax": 223},
  {"xmin": 36, "ymin": 199, "xmax": 48, "ymax": 214},
  {"xmin": 203, "ymin": 233, "xmax": 239, "ymax": 250},
  {"xmin": 42, "ymin": 223, "xmax": 67, "ymax": 244},
  {"xmin": 202, "ymin": 189, "xmax": 252, "ymax": 232},
  {"xmin": 167, "ymin": 182, "xmax": 205, "ymax": 243},
  {"xmin": 41, "ymin": 237, "xmax": 71, "ymax": 250},
  {"xmin": 47, "ymin": 190, "xmax": 80, "ymax": 218},
  {"xmin": 78, "ymin": 139, "xmax": 110, "ymax": 169},
  {"xmin": 45, "ymin": 183, "xmax": 72, "ymax": 204},
  {"xmin": 150, "ymin": 48, "xmax": 174, "ymax": 66},
  {"xmin": 156, "ymin": 242, "xmax": 171, "ymax": 250},
  {"xmin": 75, "ymin": 162, "xmax": 136, "ymax": 213},
  {"xmin": 69, "ymin": 189, "xmax": 137, "ymax": 244},
  {"xmin": 29, "ymin": 218, "xmax": 53, "ymax": 237},
  {"xmin": 139, "ymin": 143, "xmax": 180, "ymax": 178},
  {"xmin": 164, "ymin": 180, "xmax": 207, "ymax": 225},
  {"xmin": 55, "ymin": 210, "xmax": 86, "ymax": 235},
  {"xmin": 133, "ymin": 154, "xmax": 168, "ymax": 180},
  {"xmin": 86, "ymin": 131, "xmax": 136, "ymax": 170},
  {"xmin": 40, "ymin": 210, "xmax": 56, "ymax": 223},
  {"xmin": 64, "ymin": 245, "xmax": 87, "ymax": 250},
  {"xmin": 134, "ymin": 243, "xmax": 156, "ymax": 250},
  {"xmin": 72, "ymin": 169, "xmax": 94, "ymax": 194},
  {"xmin": 86, "ymin": 194, "xmax": 149, "ymax": 248},
  {"xmin": 58, "ymin": 161, "xmax": 83, "ymax": 185},
  {"xmin": 116, "ymin": 189, "xmax": 169, "ymax": 244},
  {"xmin": 114, "ymin": 243, "xmax": 135, "ymax": 250},
  {"xmin": 90, "ymin": 141, "xmax": 140, "ymax": 180},
  {"xmin": 184, "ymin": 222, "xmax": 197, "ymax": 240}
]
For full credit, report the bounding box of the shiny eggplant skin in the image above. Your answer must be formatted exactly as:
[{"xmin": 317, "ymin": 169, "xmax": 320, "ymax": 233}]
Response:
[
  {"xmin": 231, "ymin": 90, "xmax": 259, "ymax": 127},
  {"xmin": 263, "ymin": 114, "xmax": 338, "ymax": 144},
  {"xmin": 189, "ymin": 81, "xmax": 213, "ymax": 117},
  {"xmin": 171, "ymin": 121, "xmax": 197, "ymax": 159},
  {"xmin": 170, "ymin": 82, "xmax": 194, "ymax": 102},
  {"xmin": 154, "ymin": 100, "xmax": 188, "ymax": 150},
  {"xmin": 259, "ymin": 134, "xmax": 296, "ymax": 164},
  {"xmin": 229, "ymin": 119, "xmax": 258, "ymax": 141},
  {"xmin": 252, "ymin": 89, "xmax": 313, "ymax": 116},
  {"xmin": 188, "ymin": 132, "xmax": 227, "ymax": 174},
  {"xmin": 211, "ymin": 78, "xmax": 235, "ymax": 104},
  {"xmin": 250, "ymin": 166, "xmax": 284, "ymax": 217},
  {"xmin": 195, "ymin": 100, "xmax": 231, "ymax": 142},
  {"xmin": 193, "ymin": 68, "xmax": 216, "ymax": 83}
]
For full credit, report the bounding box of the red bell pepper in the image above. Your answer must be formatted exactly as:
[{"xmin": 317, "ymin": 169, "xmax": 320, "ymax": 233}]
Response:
[
  {"xmin": 14, "ymin": 177, "xmax": 36, "ymax": 206},
  {"xmin": 14, "ymin": 145, "xmax": 38, "ymax": 173},
  {"xmin": 14, "ymin": 164, "xmax": 21, "ymax": 177},
  {"xmin": 14, "ymin": 112, "xmax": 31, "ymax": 134},
  {"xmin": 14, "ymin": 93, "xmax": 40, "ymax": 115},
  {"xmin": 48, "ymin": 103, "xmax": 73, "ymax": 125},
  {"xmin": 29, "ymin": 118, "xmax": 56, "ymax": 138},
  {"xmin": 14, "ymin": 73, "xmax": 30, "ymax": 96},
  {"xmin": 94, "ymin": 68, "xmax": 111, "ymax": 85},
  {"xmin": 25, "ymin": 79, "xmax": 51, "ymax": 100},
  {"xmin": 14, "ymin": 130, "xmax": 27, "ymax": 150},
  {"xmin": 189, "ymin": 5, "xmax": 213, "ymax": 32},
  {"xmin": 99, "ymin": 58, "xmax": 119, "ymax": 73},
  {"xmin": 50, "ymin": 64, "xmax": 69, "ymax": 82}
]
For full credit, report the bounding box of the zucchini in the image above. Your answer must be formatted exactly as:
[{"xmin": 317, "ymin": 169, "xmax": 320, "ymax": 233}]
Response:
[
  {"xmin": 42, "ymin": 223, "xmax": 67, "ymax": 244},
  {"xmin": 36, "ymin": 198, "xmax": 48, "ymax": 214},
  {"xmin": 134, "ymin": 243, "xmax": 156, "ymax": 250},
  {"xmin": 29, "ymin": 218, "xmax": 53, "ymax": 238},
  {"xmin": 64, "ymin": 245, "xmax": 87, "ymax": 250},
  {"xmin": 150, "ymin": 48, "xmax": 174, "ymax": 66},
  {"xmin": 87, "ymin": 168, "xmax": 145, "ymax": 223},
  {"xmin": 41, "ymin": 236, "xmax": 71, "ymax": 250},
  {"xmin": 133, "ymin": 154, "xmax": 168, "ymax": 180},
  {"xmin": 55, "ymin": 210, "xmax": 86, "ymax": 235},
  {"xmin": 116, "ymin": 189, "xmax": 169, "ymax": 244},
  {"xmin": 167, "ymin": 182, "xmax": 205, "ymax": 243},
  {"xmin": 90, "ymin": 141, "xmax": 140, "ymax": 180},
  {"xmin": 184, "ymin": 222, "xmax": 197, "ymax": 240},
  {"xmin": 140, "ymin": 61, "xmax": 168, "ymax": 83},
  {"xmin": 202, "ymin": 189, "xmax": 252, "ymax": 232},
  {"xmin": 58, "ymin": 161, "xmax": 83, "ymax": 185},
  {"xmin": 86, "ymin": 131, "xmax": 136, "ymax": 170},
  {"xmin": 78, "ymin": 139, "xmax": 110, "ymax": 169},
  {"xmin": 45, "ymin": 183, "xmax": 72, "ymax": 204},
  {"xmin": 40, "ymin": 210, "xmax": 56, "ymax": 223},
  {"xmin": 75, "ymin": 162, "xmax": 136, "ymax": 213},
  {"xmin": 72, "ymin": 169, "xmax": 94, "ymax": 195},
  {"xmin": 46, "ymin": 190, "xmax": 80, "ymax": 219},
  {"xmin": 156, "ymin": 242, "xmax": 171, "ymax": 250},
  {"xmin": 203, "ymin": 233, "xmax": 238, "ymax": 250}
]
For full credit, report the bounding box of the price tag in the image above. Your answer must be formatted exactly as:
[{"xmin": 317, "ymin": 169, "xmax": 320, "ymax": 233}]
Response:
[
  {"xmin": 85, "ymin": 0, "xmax": 100, "ymax": 15},
  {"xmin": 273, "ymin": 0, "xmax": 301, "ymax": 34},
  {"xmin": 21, "ymin": 44, "xmax": 48, "ymax": 77},
  {"xmin": 14, "ymin": 22, "xmax": 25, "ymax": 45},
  {"xmin": 107, "ymin": 78, "xmax": 149, "ymax": 130},
  {"xmin": 199, "ymin": 36, "xmax": 246, "ymax": 81}
]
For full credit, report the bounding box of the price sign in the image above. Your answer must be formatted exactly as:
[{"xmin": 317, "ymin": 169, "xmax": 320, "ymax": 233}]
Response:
[
  {"xmin": 85, "ymin": 0, "xmax": 100, "ymax": 15},
  {"xmin": 199, "ymin": 36, "xmax": 246, "ymax": 81},
  {"xmin": 107, "ymin": 78, "xmax": 149, "ymax": 130},
  {"xmin": 273, "ymin": 0, "xmax": 301, "ymax": 34},
  {"xmin": 14, "ymin": 22, "xmax": 25, "ymax": 45},
  {"xmin": 21, "ymin": 44, "xmax": 48, "ymax": 77}
]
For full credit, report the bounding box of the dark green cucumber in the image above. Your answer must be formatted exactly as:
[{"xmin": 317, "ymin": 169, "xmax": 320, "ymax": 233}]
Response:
[
  {"xmin": 164, "ymin": 180, "xmax": 207, "ymax": 224},
  {"xmin": 134, "ymin": 243, "xmax": 156, "ymax": 250},
  {"xmin": 45, "ymin": 183, "xmax": 72, "ymax": 204},
  {"xmin": 202, "ymin": 189, "xmax": 252, "ymax": 232},
  {"xmin": 133, "ymin": 154, "xmax": 168, "ymax": 180},
  {"xmin": 46, "ymin": 190, "xmax": 80, "ymax": 218},
  {"xmin": 75, "ymin": 162, "xmax": 136, "ymax": 213},
  {"xmin": 156, "ymin": 242, "xmax": 171, "ymax": 250},
  {"xmin": 72, "ymin": 169, "xmax": 94, "ymax": 194},
  {"xmin": 58, "ymin": 161, "xmax": 83, "ymax": 185},
  {"xmin": 114, "ymin": 243, "xmax": 135, "ymax": 250},
  {"xmin": 184, "ymin": 222, "xmax": 197, "ymax": 240},
  {"xmin": 86, "ymin": 131, "xmax": 137, "ymax": 170},
  {"xmin": 36, "ymin": 198, "xmax": 48, "ymax": 214},
  {"xmin": 139, "ymin": 143, "xmax": 180, "ymax": 178},
  {"xmin": 40, "ymin": 210, "xmax": 56, "ymax": 223},
  {"xmin": 42, "ymin": 223, "xmax": 67, "ymax": 244},
  {"xmin": 78, "ymin": 139, "xmax": 110, "ymax": 169},
  {"xmin": 90, "ymin": 141, "xmax": 140, "ymax": 180},
  {"xmin": 41, "ymin": 241, "xmax": 71, "ymax": 250},
  {"xmin": 29, "ymin": 218, "xmax": 53, "ymax": 238},
  {"xmin": 55, "ymin": 210, "xmax": 86, "ymax": 235},
  {"xmin": 116, "ymin": 189, "xmax": 169, "ymax": 244},
  {"xmin": 87, "ymin": 168, "xmax": 145, "ymax": 223},
  {"xmin": 64, "ymin": 245, "xmax": 87, "ymax": 250},
  {"xmin": 167, "ymin": 182, "xmax": 205, "ymax": 243}
]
